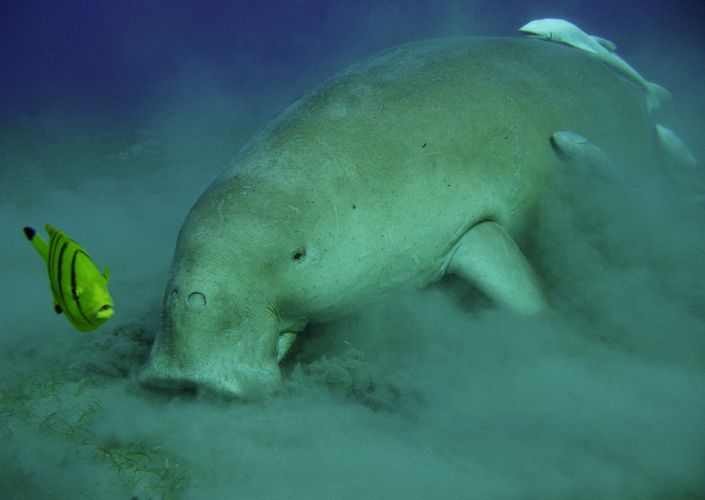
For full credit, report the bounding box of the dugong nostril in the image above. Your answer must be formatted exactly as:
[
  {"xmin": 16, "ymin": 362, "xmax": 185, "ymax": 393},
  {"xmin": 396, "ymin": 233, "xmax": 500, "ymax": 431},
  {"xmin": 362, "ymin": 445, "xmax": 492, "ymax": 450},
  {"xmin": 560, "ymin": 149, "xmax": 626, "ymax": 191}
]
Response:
[{"xmin": 187, "ymin": 292, "xmax": 207, "ymax": 308}]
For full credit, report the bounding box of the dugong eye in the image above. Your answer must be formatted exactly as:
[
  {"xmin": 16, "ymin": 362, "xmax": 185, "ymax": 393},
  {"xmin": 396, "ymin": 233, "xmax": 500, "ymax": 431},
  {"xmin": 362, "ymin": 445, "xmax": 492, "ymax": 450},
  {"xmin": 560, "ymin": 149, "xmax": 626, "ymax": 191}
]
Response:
[
  {"xmin": 168, "ymin": 290, "xmax": 178, "ymax": 307},
  {"xmin": 187, "ymin": 292, "xmax": 207, "ymax": 308},
  {"xmin": 291, "ymin": 248, "xmax": 306, "ymax": 262}
]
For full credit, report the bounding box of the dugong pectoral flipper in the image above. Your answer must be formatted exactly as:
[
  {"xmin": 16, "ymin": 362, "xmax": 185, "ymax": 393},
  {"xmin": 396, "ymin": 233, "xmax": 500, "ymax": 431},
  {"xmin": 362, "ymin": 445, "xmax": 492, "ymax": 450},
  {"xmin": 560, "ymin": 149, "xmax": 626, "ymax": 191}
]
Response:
[
  {"xmin": 446, "ymin": 222, "xmax": 548, "ymax": 314},
  {"xmin": 277, "ymin": 332, "xmax": 298, "ymax": 362}
]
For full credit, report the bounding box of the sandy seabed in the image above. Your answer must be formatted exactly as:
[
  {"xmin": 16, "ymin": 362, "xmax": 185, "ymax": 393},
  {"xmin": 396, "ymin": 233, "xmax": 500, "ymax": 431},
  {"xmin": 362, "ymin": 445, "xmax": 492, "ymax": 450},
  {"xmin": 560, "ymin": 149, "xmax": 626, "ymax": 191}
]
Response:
[{"xmin": 1, "ymin": 109, "xmax": 704, "ymax": 499}]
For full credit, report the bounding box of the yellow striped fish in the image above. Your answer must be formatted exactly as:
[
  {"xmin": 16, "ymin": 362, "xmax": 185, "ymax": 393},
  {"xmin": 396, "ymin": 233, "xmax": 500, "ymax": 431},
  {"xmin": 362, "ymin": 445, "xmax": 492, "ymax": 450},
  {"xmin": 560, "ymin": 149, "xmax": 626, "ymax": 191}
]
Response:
[{"xmin": 23, "ymin": 225, "xmax": 114, "ymax": 332}]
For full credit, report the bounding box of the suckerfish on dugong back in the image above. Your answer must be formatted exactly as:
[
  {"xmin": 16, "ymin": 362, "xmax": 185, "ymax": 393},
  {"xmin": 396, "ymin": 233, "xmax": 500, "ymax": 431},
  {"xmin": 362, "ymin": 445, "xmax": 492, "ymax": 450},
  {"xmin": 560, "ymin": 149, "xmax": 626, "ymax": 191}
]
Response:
[
  {"xmin": 140, "ymin": 36, "xmax": 660, "ymax": 399},
  {"xmin": 519, "ymin": 18, "xmax": 672, "ymax": 113},
  {"xmin": 550, "ymin": 131, "xmax": 613, "ymax": 173},
  {"xmin": 519, "ymin": 18, "xmax": 617, "ymax": 54},
  {"xmin": 653, "ymin": 124, "xmax": 704, "ymax": 203},
  {"xmin": 654, "ymin": 124, "xmax": 699, "ymax": 175}
]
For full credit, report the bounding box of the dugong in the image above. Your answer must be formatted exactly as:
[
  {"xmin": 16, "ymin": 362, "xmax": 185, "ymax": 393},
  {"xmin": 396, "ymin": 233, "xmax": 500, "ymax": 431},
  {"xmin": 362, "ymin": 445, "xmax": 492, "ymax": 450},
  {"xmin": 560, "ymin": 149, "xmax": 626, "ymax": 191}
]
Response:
[{"xmin": 141, "ymin": 37, "xmax": 657, "ymax": 398}]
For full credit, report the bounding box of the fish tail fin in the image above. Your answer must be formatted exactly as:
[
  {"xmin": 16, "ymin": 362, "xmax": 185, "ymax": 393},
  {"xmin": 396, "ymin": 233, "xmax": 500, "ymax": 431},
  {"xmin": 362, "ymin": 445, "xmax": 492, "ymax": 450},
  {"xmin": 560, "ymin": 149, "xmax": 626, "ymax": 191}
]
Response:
[
  {"xmin": 23, "ymin": 226, "xmax": 49, "ymax": 261},
  {"xmin": 646, "ymin": 82, "xmax": 672, "ymax": 113}
]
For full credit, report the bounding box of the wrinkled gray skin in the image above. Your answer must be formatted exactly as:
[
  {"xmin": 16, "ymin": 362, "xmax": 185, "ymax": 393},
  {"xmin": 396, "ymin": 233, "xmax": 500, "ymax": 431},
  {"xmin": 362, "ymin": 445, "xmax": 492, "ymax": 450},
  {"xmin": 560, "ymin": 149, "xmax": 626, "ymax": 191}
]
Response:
[{"xmin": 141, "ymin": 37, "xmax": 656, "ymax": 398}]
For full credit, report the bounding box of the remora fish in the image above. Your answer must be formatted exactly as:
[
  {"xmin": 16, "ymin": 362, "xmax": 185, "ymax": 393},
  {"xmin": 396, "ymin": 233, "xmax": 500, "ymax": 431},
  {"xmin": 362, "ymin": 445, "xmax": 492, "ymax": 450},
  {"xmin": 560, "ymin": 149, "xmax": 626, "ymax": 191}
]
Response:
[{"xmin": 519, "ymin": 18, "xmax": 672, "ymax": 112}]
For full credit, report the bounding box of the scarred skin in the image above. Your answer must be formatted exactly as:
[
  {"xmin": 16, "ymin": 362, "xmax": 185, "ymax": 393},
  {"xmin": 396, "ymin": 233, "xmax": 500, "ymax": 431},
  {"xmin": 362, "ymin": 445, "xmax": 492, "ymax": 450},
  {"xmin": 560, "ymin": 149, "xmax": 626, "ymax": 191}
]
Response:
[{"xmin": 140, "ymin": 37, "xmax": 656, "ymax": 398}]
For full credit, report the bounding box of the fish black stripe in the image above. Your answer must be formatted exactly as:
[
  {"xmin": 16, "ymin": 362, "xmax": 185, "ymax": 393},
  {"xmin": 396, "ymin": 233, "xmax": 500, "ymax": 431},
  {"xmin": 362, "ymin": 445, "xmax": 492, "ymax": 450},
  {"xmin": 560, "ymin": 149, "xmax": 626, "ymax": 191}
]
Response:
[
  {"xmin": 49, "ymin": 233, "xmax": 68, "ymax": 300},
  {"xmin": 71, "ymin": 250, "xmax": 93, "ymax": 325},
  {"xmin": 47, "ymin": 232, "xmax": 61, "ymax": 299},
  {"xmin": 55, "ymin": 240, "xmax": 71, "ymax": 313}
]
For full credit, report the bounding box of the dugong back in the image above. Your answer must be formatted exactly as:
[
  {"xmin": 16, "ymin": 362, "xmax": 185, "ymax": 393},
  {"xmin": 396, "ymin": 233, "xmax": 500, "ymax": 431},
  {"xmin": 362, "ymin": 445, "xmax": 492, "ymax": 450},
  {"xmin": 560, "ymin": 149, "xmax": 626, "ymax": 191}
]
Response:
[{"xmin": 218, "ymin": 37, "xmax": 654, "ymax": 298}]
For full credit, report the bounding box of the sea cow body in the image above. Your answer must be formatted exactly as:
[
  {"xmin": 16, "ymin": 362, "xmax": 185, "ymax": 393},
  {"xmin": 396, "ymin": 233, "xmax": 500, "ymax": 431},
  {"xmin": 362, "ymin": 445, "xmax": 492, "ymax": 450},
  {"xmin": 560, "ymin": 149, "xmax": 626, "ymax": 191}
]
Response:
[{"xmin": 141, "ymin": 37, "xmax": 656, "ymax": 397}]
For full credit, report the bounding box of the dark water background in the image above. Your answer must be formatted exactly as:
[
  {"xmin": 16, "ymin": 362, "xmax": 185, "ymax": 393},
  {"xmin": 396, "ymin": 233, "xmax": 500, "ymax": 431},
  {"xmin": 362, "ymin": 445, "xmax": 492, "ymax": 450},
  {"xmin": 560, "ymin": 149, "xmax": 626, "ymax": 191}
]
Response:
[{"xmin": 1, "ymin": 1, "xmax": 704, "ymax": 498}]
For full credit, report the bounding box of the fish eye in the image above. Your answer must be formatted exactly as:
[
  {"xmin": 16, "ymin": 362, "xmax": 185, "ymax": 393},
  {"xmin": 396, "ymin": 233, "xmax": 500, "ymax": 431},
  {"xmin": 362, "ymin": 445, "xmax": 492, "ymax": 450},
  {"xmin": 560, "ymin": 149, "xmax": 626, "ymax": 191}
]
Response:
[{"xmin": 187, "ymin": 292, "xmax": 207, "ymax": 308}]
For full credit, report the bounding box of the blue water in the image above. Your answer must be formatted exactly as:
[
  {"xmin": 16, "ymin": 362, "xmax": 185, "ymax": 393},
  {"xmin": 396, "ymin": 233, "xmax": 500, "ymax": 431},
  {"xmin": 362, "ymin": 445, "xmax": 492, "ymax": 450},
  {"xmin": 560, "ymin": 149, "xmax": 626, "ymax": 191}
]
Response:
[
  {"xmin": 1, "ymin": 1, "xmax": 704, "ymax": 498},
  {"xmin": 4, "ymin": 1, "xmax": 704, "ymax": 121}
]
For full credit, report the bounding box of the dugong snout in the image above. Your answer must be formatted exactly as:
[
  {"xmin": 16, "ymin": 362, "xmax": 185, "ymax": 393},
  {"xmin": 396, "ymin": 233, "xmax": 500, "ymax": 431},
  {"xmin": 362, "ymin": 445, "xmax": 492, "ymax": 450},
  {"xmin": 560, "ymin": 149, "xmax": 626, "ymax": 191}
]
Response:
[
  {"xmin": 139, "ymin": 286, "xmax": 283, "ymax": 399},
  {"xmin": 139, "ymin": 349, "xmax": 282, "ymax": 399}
]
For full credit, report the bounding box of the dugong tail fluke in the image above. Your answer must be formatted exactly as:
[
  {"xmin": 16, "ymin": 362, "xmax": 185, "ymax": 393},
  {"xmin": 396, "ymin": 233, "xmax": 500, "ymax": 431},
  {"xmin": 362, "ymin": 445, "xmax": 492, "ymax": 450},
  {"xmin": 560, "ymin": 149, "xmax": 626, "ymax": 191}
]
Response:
[{"xmin": 645, "ymin": 81, "xmax": 672, "ymax": 113}]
